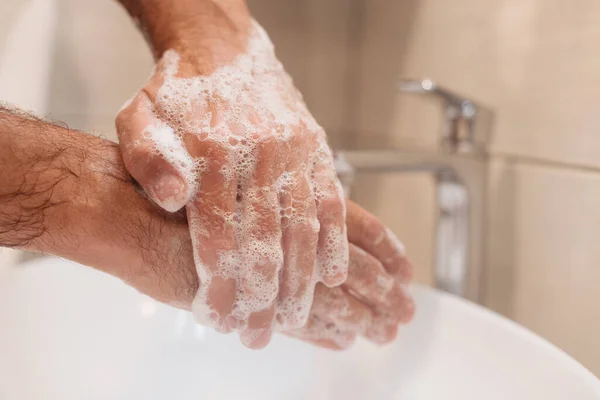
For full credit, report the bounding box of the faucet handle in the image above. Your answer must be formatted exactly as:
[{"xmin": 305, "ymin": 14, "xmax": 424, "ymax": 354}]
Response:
[{"xmin": 397, "ymin": 79, "xmax": 493, "ymax": 154}]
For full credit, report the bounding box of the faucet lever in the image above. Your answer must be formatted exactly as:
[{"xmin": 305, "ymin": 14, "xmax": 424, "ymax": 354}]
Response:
[{"xmin": 397, "ymin": 79, "xmax": 493, "ymax": 154}]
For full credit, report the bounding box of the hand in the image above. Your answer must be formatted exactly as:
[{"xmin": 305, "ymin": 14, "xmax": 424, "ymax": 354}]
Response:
[
  {"xmin": 287, "ymin": 204, "xmax": 414, "ymax": 350},
  {"xmin": 116, "ymin": 18, "xmax": 349, "ymax": 346},
  {"xmin": 0, "ymin": 107, "xmax": 413, "ymax": 349}
]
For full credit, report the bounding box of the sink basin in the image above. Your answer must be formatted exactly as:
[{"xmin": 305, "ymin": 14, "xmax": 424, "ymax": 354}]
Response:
[{"xmin": 0, "ymin": 257, "xmax": 598, "ymax": 400}]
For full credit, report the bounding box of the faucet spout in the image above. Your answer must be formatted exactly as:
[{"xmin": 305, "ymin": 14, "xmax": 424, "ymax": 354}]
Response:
[
  {"xmin": 397, "ymin": 79, "xmax": 493, "ymax": 155},
  {"xmin": 338, "ymin": 148, "xmax": 488, "ymax": 302},
  {"xmin": 336, "ymin": 79, "xmax": 493, "ymax": 303}
]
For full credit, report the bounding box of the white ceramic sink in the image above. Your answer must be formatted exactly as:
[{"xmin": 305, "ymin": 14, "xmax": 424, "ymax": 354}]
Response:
[{"xmin": 0, "ymin": 257, "xmax": 598, "ymax": 400}]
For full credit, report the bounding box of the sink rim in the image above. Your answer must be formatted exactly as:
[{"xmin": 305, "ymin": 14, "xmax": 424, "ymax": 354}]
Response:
[{"xmin": 1, "ymin": 256, "xmax": 599, "ymax": 398}]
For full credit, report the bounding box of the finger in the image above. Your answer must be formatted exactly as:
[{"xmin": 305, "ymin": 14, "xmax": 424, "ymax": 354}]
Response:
[
  {"xmin": 344, "ymin": 244, "xmax": 415, "ymax": 323},
  {"xmin": 303, "ymin": 338, "xmax": 352, "ymax": 350},
  {"xmin": 275, "ymin": 135, "xmax": 319, "ymax": 330},
  {"xmin": 367, "ymin": 314, "xmax": 400, "ymax": 345},
  {"xmin": 236, "ymin": 137, "xmax": 284, "ymax": 342},
  {"xmin": 311, "ymin": 138, "xmax": 349, "ymax": 287},
  {"xmin": 185, "ymin": 137, "xmax": 238, "ymax": 333},
  {"xmin": 311, "ymin": 284, "xmax": 398, "ymax": 345},
  {"xmin": 116, "ymin": 91, "xmax": 194, "ymax": 212},
  {"xmin": 346, "ymin": 200, "xmax": 412, "ymax": 283},
  {"xmin": 240, "ymin": 305, "xmax": 275, "ymax": 349},
  {"xmin": 285, "ymin": 315, "xmax": 356, "ymax": 350}
]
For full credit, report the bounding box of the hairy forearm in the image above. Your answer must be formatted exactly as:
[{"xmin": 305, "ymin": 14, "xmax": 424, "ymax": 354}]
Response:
[
  {"xmin": 0, "ymin": 108, "xmax": 197, "ymax": 307},
  {"xmin": 0, "ymin": 109, "xmax": 91, "ymax": 249},
  {"xmin": 115, "ymin": 0, "xmax": 251, "ymax": 64}
]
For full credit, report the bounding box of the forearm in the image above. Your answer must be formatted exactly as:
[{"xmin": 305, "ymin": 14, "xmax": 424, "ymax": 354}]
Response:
[
  {"xmin": 0, "ymin": 112, "xmax": 413, "ymax": 342},
  {"xmin": 115, "ymin": 0, "xmax": 251, "ymax": 65},
  {"xmin": 0, "ymin": 109, "xmax": 94, "ymax": 250},
  {"xmin": 0, "ymin": 108, "xmax": 197, "ymax": 307}
]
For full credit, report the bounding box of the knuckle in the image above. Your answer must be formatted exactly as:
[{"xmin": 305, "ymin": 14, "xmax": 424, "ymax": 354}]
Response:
[
  {"xmin": 115, "ymin": 111, "xmax": 127, "ymax": 130},
  {"xmin": 115, "ymin": 116, "xmax": 135, "ymax": 142}
]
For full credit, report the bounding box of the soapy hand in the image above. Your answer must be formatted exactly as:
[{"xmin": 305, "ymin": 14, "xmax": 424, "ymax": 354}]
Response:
[
  {"xmin": 117, "ymin": 22, "xmax": 349, "ymax": 348},
  {"xmin": 0, "ymin": 108, "xmax": 412, "ymax": 351},
  {"xmin": 287, "ymin": 203, "xmax": 414, "ymax": 349}
]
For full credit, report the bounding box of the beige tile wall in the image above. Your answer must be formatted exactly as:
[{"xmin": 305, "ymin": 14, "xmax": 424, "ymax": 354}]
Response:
[
  {"xmin": 47, "ymin": 0, "xmax": 153, "ymax": 139},
  {"xmin": 352, "ymin": 0, "xmax": 600, "ymax": 374},
  {"xmin": 487, "ymin": 158, "xmax": 600, "ymax": 371},
  {"xmin": 4, "ymin": 0, "xmax": 599, "ymax": 376}
]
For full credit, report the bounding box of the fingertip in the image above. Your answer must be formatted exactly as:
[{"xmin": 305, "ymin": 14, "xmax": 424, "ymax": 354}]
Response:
[
  {"xmin": 380, "ymin": 324, "xmax": 399, "ymax": 345},
  {"xmin": 400, "ymin": 294, "xmax": 416, "ymax": 324},
  {"xmin": 398, "ymin": 257, "xmax": 414, "ymax": 283},
  {"xmin": 337, "ymin": 331, "xmax": 357, "ymax": 349},
  {"xmin": 201, "ymin": 277, "xmax": 237, "ymax": 333},
  {"xmin": 306, "ymin": 331, "xmax": 356, "ymax": 351},
  {"xmin": 367, "ymin": 320, "xmax": 399, "ymax": 345},
  {"xmin": 240, "ymin": 329, "xmax": 273, "ymax": 350},
  {"xmin": 274, "ymin": 305, "xmax": 312, "ymax": 331},
  {"xmin": 310, "ymin": 339, "xmax": 350, "ymax": 351}
]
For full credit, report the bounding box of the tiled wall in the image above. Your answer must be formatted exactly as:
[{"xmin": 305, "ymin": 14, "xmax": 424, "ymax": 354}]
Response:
[
  {"xmin": 2, "ymin": 0, "xmax": 599, "ymax": 375},
  {"xmin": 348, "ymin": 0, "xmax": 600, "ymax": 374}
]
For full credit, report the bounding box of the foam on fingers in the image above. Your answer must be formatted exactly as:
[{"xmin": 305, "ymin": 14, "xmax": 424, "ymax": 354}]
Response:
[
  {"xmin": 286, "ymin": 314, "xmax": 356, "ymax": 350},
  {"xmin": 344, "ymin": 244, "xmax": 414, "ymax": 322},
  {"xmin": 275, "ymin": 147, "xmax": 320, "ymax": 330},
  {"xmin": 346, "ymin": 201, "xmax": 412, "ymax": 283},
  {"xmin": 120, "ymin": 19, "xmax": 352, "ymax": 346},
  {"xmin": 310, "ymin": 147, "xmax": 349, "ymax": 287},
  {"xmin": 116, "ymin": 93, "xmax": 195, "ymax": 211}
]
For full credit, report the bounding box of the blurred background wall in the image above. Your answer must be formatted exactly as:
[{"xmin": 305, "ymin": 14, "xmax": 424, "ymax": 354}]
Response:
[
  {"xmin": 256, "ymin": 0, "xmax": 600, "ymax": 375},
  {"xmin": 1, "ymin": 0, "xmax": 600, "ymax": 374}
]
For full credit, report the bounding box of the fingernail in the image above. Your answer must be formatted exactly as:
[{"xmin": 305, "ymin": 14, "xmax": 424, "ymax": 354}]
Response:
[{"xmin": 150, "ymin": 173, "xmax": 188, "ymax": 212}]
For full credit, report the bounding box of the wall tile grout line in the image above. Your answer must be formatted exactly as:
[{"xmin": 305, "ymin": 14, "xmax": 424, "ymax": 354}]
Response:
[{"xmin": 492, "ymin": 152, "xmax": 600, "ymax": 175}]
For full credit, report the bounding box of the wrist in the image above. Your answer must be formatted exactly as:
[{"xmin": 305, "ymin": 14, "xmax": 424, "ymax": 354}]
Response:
[
  {"xmin": 0, "ymin": 108, "xmax": 197, "ymax": 308},
  {"xmin": 118, "ymin": 0, "xmax": 251, "ymax": 70}
]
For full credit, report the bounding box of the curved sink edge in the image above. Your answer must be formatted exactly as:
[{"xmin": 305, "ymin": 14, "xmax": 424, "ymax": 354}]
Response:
[
  {"xmin": 420, "ymin": 285, "xmax": 600, "ymax": 389},
  {"xmin": 7, "ymin": 255, "xmax": 600, "ymax": 391}
]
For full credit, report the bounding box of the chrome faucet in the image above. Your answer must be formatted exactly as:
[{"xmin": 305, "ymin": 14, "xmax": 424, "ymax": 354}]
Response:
[{"xmin": 336, "ymin": 79, "xmax": 493, "ymax": 303}]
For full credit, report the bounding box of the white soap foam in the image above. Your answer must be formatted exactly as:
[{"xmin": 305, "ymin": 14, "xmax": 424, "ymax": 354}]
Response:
[
  {"xmin": 136, "ymin": 20, "xmax": 348, "ymax": 338},
  {"xmin": 144, "ymin": 121, "xmax": 196, "ymax": 177},
  {"xmin": 287, "ymin": 315, "xmax": 355, "ymax": 349}
]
